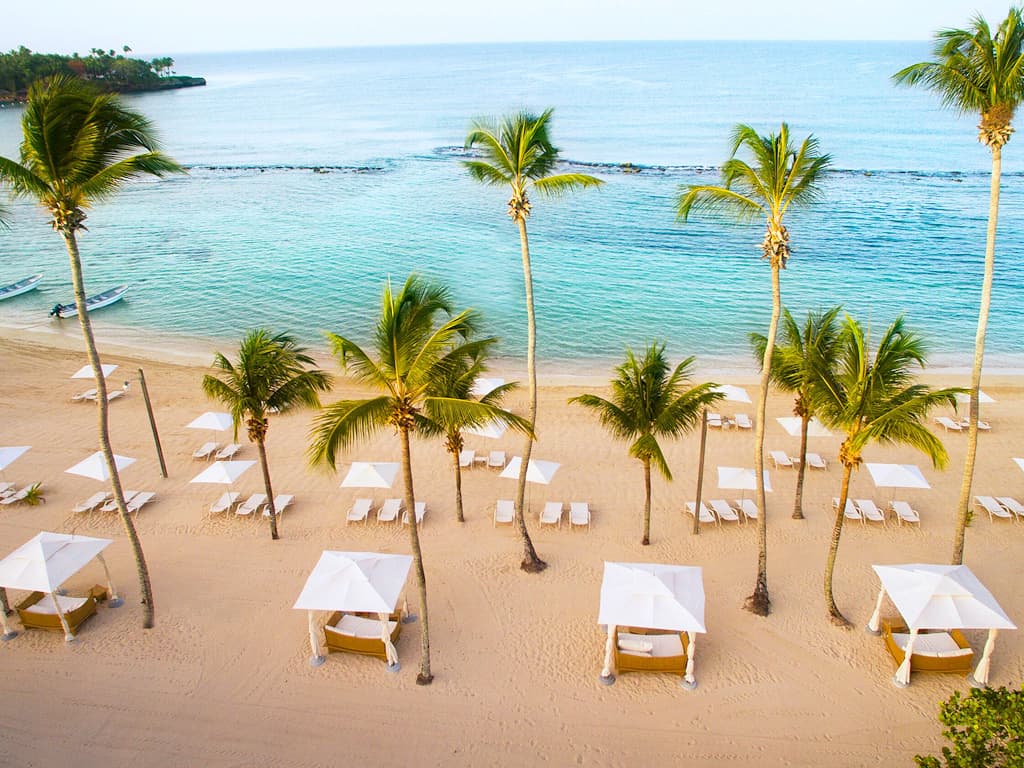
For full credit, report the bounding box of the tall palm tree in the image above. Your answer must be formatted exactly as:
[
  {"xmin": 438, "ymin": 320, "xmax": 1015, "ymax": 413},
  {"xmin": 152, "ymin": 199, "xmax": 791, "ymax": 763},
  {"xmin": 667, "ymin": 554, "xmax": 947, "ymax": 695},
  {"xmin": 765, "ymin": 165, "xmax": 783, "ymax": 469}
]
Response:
[
  {"xmin": 203, "ymin": 329, "xmax": 331, "ymax": 540},
  {"xmin": 811, "ymin": 315, "xmax": 961, "ymax": 626},
  {"xmin": 570, "ymin": 343, "xmax": 722, "ymax": 545},
  {"xmin": 893, "ymin": 9, "xmax": 1024, "ymax": 565},
  {"xmin": 750, "ymin": 306, "xmax": 843, "ymax": 519},
  {"xmin": 0, "ymin": 75, "xmax": 184, "ymax": 628},
  {"xmin": 309, "ymin": 274, "xmax": 527, "ymax": 685},
  {"xmin": 464, "ymin": 109, "xmax": 603, "ymax": 572},
  {"xmin": 677, "ymin": 123, "xmax": 831, "ymax": 616}
]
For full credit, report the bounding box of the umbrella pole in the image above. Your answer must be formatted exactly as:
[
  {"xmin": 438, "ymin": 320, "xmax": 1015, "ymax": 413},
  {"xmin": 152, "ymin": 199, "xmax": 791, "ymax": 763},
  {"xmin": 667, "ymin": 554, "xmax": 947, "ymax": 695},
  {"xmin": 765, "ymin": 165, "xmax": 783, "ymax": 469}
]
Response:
[
  {"xmin": 599, "ymin": 624, "xmax": 617, "ymax": 685},
  {"xmin": 308, "ymin": 610, "xmax": 325, "ymax": 667},
  {"xmin": 96, "ymin": 553, "xmax": 123, "ymax": 607},
  {"xmin": 969, "ymin": 629, "xmax": 998, "ymax": 688},
  {"xmin": 866, "ymin": 587, "xmax": 886, "ymax": 635},
  {"xmin": 50, "ymin": 592, "xmax": 76, "ymax": 643},
  {"xmin": 682, "ymin": 631, "xmax": 697, "ymax": 690}
]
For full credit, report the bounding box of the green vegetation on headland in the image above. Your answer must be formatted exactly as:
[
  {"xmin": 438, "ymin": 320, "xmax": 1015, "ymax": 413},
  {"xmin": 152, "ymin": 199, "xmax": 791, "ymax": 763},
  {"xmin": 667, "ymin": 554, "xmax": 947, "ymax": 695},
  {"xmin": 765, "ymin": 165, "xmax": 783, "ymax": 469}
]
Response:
[{"xmin": 0, "ymin": 45, "xmax": 205, "ymax": 102}]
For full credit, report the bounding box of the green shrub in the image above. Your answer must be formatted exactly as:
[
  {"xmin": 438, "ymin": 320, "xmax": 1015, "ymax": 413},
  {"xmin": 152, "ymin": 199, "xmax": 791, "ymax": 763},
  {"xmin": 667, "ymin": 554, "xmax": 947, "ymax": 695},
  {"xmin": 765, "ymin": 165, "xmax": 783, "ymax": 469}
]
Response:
[{"xmin": 915, "ymin": 686, "xmax": 1024, "ymax": 767}]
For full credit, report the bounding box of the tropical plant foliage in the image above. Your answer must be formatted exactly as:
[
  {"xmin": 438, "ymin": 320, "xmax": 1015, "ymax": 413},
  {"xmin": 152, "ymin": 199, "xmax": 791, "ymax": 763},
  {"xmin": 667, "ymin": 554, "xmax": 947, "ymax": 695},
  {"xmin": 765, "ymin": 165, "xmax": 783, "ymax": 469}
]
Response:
[{"xmin": 915, "ymin": 686, "xmax": 1024, "ymax": 768}]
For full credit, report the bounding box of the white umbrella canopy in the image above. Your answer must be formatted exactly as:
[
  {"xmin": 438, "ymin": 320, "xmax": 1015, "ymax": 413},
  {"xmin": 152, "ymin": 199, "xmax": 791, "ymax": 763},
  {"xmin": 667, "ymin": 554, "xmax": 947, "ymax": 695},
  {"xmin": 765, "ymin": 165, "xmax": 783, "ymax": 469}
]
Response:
[
  {"xmin": 717, "ymin": 466, "xmax": 772, "ymax": 493},
  {"xmin": 340, "ymin": 462, "xmax": 400, "ymax": 489},
  {"xmin": 500, "ymin": 457, "xmax": 560, "ymax": 485},
  {"xmin": 872, "ymin": 564, "xmax": 1015, "ymax": 630},
  {"xmin": 65, "ymin": 451, "xmax": 136, "ymax": 482},
  {"xmin": 712, "ymin": 384, "xmax": 752, "ymax": 404},
  {"xmin": 776, "ymin": 416, "xmax": 833, "ymax": 438},
  {"xmin": 865, "ymin": 463, "xmax": 930, "ymax": 491},
  {"xmin": 955, "ymin": 390, "xmax": 995, "ymax": 405},
  {"xmin": 190, "ymin": 460, "xmax": 256, "ymax": 485},
  {"xmin": 1013, "ymin": 457, "xmax": 1024, "ymax": 474},
  {"xmin": 0, "ymin": 531, "xmax": 112, "ymax": 593},
  {"xmin": 293, "ymin": 551, "xmax": 412, "ymax": 613},
  {"xmin": 71, "ymin": 364, "xmax": 117, "ymax": 379},
  {"xmin": 0, "ymin": 446, "xmax": 30, "ymax": 472},
  {"xmin": 470, "ymin": 377, "xmax": 505, "ymax": 397},
  {"xmin": 598, "ymin": 562, "xmax": 706, "ymax": 633},
  {"xmin": 465, "ymin": 420, "xmax": 508, "ymax": 440},
  {"xmin": 186, "ymin": 411, "xmax": 234, "ymax": 432}
]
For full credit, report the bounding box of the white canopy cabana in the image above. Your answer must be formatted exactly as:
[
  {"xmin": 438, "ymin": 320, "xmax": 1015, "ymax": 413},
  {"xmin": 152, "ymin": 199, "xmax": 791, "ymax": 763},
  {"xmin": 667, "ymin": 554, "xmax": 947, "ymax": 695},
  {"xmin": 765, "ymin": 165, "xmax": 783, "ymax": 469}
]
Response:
[
  {"xmin": 294, "ymin": 551, "xmax": 412, "ymax": 670},
  {"xmin": 866, "ymin": 563, "xmax": 1016, "ymax": 687},
  {"xmin": 597, "ymin": 562, "xmax": 706, "ymax": 690},
  {"xmin": 0, "ymin": 532, "xmax": 118, "ymax": 640}
]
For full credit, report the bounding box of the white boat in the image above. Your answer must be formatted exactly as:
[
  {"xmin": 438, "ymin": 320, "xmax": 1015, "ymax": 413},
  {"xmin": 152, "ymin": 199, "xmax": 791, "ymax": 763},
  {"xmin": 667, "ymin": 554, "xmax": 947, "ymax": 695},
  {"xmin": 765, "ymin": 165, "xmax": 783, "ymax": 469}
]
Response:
[
  {"xmin": 0, "ymin": 274, "xmax": 42, "ymax": 301},
  {"xmin": 50, "ymin": 285, "xmax": 129, "ymax": 318}
]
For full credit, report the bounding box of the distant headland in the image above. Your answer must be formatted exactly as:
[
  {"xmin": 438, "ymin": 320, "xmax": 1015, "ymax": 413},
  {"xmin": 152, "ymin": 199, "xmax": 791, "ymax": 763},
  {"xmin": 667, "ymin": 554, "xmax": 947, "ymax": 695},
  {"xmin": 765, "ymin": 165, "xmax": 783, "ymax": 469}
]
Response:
[{"xmin": 0, "ymin": 45, "xmax": 205, "ymax": 102}]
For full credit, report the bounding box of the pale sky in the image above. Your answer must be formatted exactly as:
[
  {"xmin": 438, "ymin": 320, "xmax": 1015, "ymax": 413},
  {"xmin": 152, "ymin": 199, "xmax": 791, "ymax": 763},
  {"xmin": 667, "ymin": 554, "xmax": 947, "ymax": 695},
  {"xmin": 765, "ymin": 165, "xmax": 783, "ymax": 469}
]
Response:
[{"xmin": 1, "ymin": 1, "xmax": 1016, "ymax": 56}]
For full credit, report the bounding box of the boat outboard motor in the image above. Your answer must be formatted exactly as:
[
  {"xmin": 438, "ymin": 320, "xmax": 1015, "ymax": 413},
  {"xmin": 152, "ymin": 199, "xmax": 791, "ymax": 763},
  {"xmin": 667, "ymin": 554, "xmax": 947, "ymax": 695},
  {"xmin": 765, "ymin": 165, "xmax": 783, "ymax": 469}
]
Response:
[{"xmin": 49, "ymin": 303, "xmax": 63, "ymax": 317}]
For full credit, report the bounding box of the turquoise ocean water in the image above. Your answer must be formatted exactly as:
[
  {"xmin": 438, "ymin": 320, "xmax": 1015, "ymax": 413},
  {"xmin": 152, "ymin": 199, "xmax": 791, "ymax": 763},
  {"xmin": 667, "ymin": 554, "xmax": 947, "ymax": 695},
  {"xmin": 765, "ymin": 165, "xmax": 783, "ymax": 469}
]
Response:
[{"xmin": 0, "ymin": 41, "xmax": 1022, "ymax": 371}]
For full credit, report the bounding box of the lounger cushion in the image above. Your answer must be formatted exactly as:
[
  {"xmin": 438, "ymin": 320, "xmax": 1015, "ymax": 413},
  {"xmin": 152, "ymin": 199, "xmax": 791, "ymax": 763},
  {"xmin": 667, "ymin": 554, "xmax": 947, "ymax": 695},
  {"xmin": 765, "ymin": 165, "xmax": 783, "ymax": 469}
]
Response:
[
  {"xmin": 21, "ymin": 595, "xmax": 89, "ymax": 615},
  {"xmin": 327, "ymin": 614, "xmax": 397, "ymax": 639},
  {"xmin": 619, "ymin": 632, "xmax": 685, "ymax": 658},
  {"xmin": 617, "ymin": 635, "xmax": 654, "ymax": 653},
  {"xmin": 891, "ymin": 632, "xmax": 962, "ymax": 655}
]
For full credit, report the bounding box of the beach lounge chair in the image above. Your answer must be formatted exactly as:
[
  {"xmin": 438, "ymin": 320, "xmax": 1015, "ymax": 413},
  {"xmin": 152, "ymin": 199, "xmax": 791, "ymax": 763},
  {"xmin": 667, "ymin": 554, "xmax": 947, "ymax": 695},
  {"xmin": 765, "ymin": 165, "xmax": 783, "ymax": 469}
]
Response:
[
  {"xmin": 106, "ymin": 389, "xmax": 126, "ymax": 403},
  {"xmin": 16, "ymin": 591, "xmax": 99, "ymax": 637},
  {"xmin": 262, "ymin": 494, "xmax": 293, "ymax": 519},
  {"xmin": 706, "ymin": 413, "xmax": 724, "ymax": 429},
  {"xmin": 769, "ymin": 450, "xmax": 795, "ymax": 469},
  {"xmin": 85, "ymin": 389, "xmax": 125, "ymax": 403},
  {"xmin": 346, "ymin": 497, "xmax": 373, "ymax": 524},
  {"xmin": 494, "ymin": 499, "xmax": 514, "ymax": 527},
  {"xmin": 833, "ymin": 497, "xmax": 862, "ymax": 522},
  {"xmin": 734, "ymin": 413, "xmax": 753, "ymax": 429},
  {"xmin": 215, "ymin": 443, "xmax": 241, "ymax": 460},
  {"xmin": 324, "ymin": 611, "xmax": 402, "ymax": 662},
  {"xmin": 854, "ymin": 499, "xmax": 887, "ymax": 526},
  {"xmin": 0, "ymin": 486, "xmax": 32, "ymax": 505},
  {"xmin": 995, "ymin": 496, "xmax": 1024, "ymax": 521},
  {"xmin": 974, "ymin": 495, "xmax": 1013, "ymax": 522},
  {"xmin": 73, "ymin": 491, "xmax": 109, "ymax": 513},
  {"xmin": 804, "ymin": 453, "xmax": 828, "ymax": 470},
  {"xmin": 539, "ymin": 501, "xmax": 563, "ymax": 529},
  {"xmin": 126, "ymin": 491, "xmax": 155, "ymax": 515},
  {"xmin": 708, "ymin": 498, "xmax": 742, "ymax": 524},
  {"xmin": 0, "ymin": 482, "xmax": 13, "ymax": 495},
  {"xmin": 734, "ymin": 499, "xmax": 758, "ymax": 521},
  {"xmin": 935, "ymin": 416, "xmax": 963, "ymax": 433},
  {"xmin": 209, "ymin": 491, "xmax": 240, "ymax": 514},
  {"xmin": 889, "ymin": 500, "xmax": 921, "ymax": 527},
  {"xmin": 881, "ymin": 619, "xmax": 974, "ymax": 676},
  {"xmin": 458, "ymin": 449, "xmax": 475, "ymax": 468},
  {"xmin": 685, "ymin": 501, "xmax": 717, "ymax": 526},
  {"xmin": 235, "ymin": 493, "xmax": 267, "ymax": 520},
  {"xmin": 71, "ymin": 388, "xmax": 97, "ymax": 402},
  {"xmin": 958, "ymin": 417, "xmax": 992, "ymax": 431},
  {"xmin": 377, "ymin": 497, "xmax": 402, "ymax": 523},
  {"xmin": 402, "ymin": 501, "xmax": 426, "ymax": 526},
  {"xmin": 192, "ymin": 441, "xmax": 219, "ymax": 460},
  {"xmin": 612, "ymin": 626, "xmax": 689, "ymax": 678},
  {"xmin": 569, "ymin": 501, "xmax": 591, "ymax": 530},
  {"xmin": 487, "ymin": 450, "xmax": 506, "ymax": 469},
  {"xmin": 100, "ymin": 490, "xmax": 137, "ymax": 512}
]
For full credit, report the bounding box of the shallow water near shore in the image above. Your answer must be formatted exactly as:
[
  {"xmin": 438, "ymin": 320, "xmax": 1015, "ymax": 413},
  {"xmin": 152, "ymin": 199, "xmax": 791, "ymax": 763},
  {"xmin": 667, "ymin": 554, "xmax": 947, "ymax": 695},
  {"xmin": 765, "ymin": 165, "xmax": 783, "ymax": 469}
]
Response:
[{"xmin": 1, "ymin": 41, "xmax": 1022, "ymax": 371}]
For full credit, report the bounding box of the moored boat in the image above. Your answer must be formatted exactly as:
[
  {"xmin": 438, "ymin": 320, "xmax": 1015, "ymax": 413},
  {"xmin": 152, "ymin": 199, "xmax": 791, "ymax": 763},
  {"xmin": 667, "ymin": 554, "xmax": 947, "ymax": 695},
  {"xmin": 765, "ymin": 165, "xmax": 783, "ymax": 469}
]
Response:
[
  {"xmin": 50, "ymin": 285, "xmax": 129, "ymax": 319},
  {"xmin": 0, "ymin": 274, "xmax": 42, "ymax": 301}
]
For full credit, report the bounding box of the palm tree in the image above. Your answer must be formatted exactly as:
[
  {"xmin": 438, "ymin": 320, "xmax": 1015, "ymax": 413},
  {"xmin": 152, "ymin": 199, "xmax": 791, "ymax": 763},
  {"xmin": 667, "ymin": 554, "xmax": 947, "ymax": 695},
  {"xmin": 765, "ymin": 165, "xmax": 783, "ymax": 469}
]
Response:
[
  {"xmin": 677, "ymin": 123, "xmax": 831, "ymax": 616},
  {"xmin": 570, "ymin": 343, "xmax": 722, "ymax": 545},
  {"xmin": 750, "ymin": 306, "xmax": 843, "ymax": 519},
  {"xmin": 203, "ymin": 329, "xmax": 331, "ymax": 540},
  {"xmin": 464, "ymin": 109, "xmax": 603, "ymax": 572},
  {"xmin": 893, "ymin": 10, "xmax": 1024, "ymax": 565},
  {"xmin": 811, "ymin": 315, "xmax": 961, "ymax": 626},
  {"xmin": 309, "ymin": 274, "xmax": 528, "ymax": 684},
  {"xmin": 0, "ymin": 75, "xmax": 184, "ymax": 628}
]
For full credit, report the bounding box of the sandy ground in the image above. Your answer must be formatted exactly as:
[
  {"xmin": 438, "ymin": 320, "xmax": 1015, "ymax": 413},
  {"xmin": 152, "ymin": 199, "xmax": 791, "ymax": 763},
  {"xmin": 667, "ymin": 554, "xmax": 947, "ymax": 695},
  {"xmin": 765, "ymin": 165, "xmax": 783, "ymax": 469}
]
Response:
[{"xmin": 0, "ymin": 331, "xmax": 1021, "ymax": 768}]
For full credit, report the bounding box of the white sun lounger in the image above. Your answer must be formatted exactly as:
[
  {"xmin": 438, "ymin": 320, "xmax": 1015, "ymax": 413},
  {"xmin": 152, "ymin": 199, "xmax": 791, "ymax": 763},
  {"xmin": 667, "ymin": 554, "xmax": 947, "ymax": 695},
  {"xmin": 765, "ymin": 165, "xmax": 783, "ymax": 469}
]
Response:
[
  {"xmin": 958, "ymin": 417, "xmax": 992, "ymax": 431},
  {"xmin": 706, "ymin": 412, "xmax": 724, "ymax": 429},
  {"xmin": 458, "ymin": 449, "xmax": 475, "ymax": 468},
  {"xmin": 833, "ymin": 497, "xmax": 862, "ymax": 522},
  {"xmin": 73, "ymin": 491, "xmax": 109, "ymax": 513},
  {"xmin": 127, "ymin": 491, "xmax": 156, "ymax": 515},
  {"xmin": 71, "ymin": 388, "xmax": 97, "ymax": 402},
  {"xmin": 975, "ymin": 495, "xmax": 1013, "ymax": 522},
  {"xmin": 263, "ymin": 494, "xmax": 293, "ymax": 519},
  {"xmin": 84, "ymin": 389, "xmax": 125, "ymax": 403},
  {"xmin": 569, "ymin": 501, "xmax": 591, "ymax": 530},
  {"xmin": 995, "ymin": 496, "xmax": 1024, "ymax": 521},
  {"xmin": 402, "ymin": 501, "xmax": 426, "ymax": 526},
  {"xmin": 487, "ymin": 450, "xmax": 506, "ymax": 469},
  {"xmin": 377, "ymin": 497, "xmax": 402, "ymax": 523},
  {"xmin": 734, "ymin": 499, "xmax": 758, "ymax": 521},
  {"xmin": 708, "ymin": 499, "xmax": 742, "ymax": 524},
  {"xmin": 347, "ymin": 497, "xmax": 373, "ymax": 524},
  {"xmin": 734, "ymin": 413, "xmax": 753, "ymax": 429},
  {"xmin": 0, "ymin": 486, "xmax": 31, "ymax": 505},
  {"xmin": 769, "ymin": 450, "xmax": 794, "ymax": 469},
  {"xmin": 889, "ymin": 500, "xmax": 921, "ymax": 526},
  {"xmin": 235, "ymin": 493, "xmax": 267, "ymax": 519},
  {"xmin": 539, "ymin": 501, "xmax": 563, "ymax": 529},
  {"xmin": 100, "ymin": 490, "xmax": 137, "ymax": 512},
  {"xmin": 209, "ymin": 491, "xmax": 240, "ymax": 514},
  {"xmin": 685, "ymin": 501, "xmax": 717, "ymax": 525},
  {"xmin": 935, "ymin": 416, "xmax": 964, "ymax": 433},
  {"xmin": 494, "ymin": 499, "xmax": 514, "ymax": 527},
  {"xmin": 192, "ymin": 442, "xmax": 219, "ymax": 460},
  {"xmin": 215, "ymin": 443, "xmax": 241, "ymax": 460},
  {"xmin": 804, "ymin": 453, "xmax": 828, "ymax": 470},
  {"xmin": 854, "ymin": 499, "xmax": 887, "ymax": 526}
]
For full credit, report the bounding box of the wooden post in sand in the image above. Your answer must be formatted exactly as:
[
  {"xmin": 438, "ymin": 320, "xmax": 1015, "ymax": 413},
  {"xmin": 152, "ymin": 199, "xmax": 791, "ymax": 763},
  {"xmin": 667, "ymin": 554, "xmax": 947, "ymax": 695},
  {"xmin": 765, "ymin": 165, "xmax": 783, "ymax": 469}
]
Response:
[
  {"xmin": 692, "ymin": 408, "xmax": 709, "ymax": 535},
  {"xmin": 138, "ymin": 368, "xmax": 168, "ymax": 478}
]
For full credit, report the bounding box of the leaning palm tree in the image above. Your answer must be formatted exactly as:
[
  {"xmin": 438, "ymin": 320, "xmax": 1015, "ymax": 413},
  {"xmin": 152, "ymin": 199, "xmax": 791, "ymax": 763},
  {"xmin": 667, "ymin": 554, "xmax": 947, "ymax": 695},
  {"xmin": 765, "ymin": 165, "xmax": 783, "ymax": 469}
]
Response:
[
  {"xmin": 464, "ymin": 109, "xmax": 603, "ymax": 572},
  {"xmin": 570, "ymin": 343, "xmax": 722, "ymax": 545},
  {"xmin": 811, "ymin": 315, "xmax": 961, "ymax": 627},
  {"xmin": 203, "ymin": 329, "xmax": 331, "ymax": 540},
  {"xmin": 893, "ymin": 9, "xmax": 1024, "ymax": 565},
  {"xmin": 310, "ymin": 274, "xmax": 528, "ymax": 685},
  {"xmin": 0, "ymin": 75, "xmax": 184, "ymax": 628},
  {"xmin": 677, "ymin": 123, "xmax": 831, "ymax": 616},
  {"xmin": 750, "ymin": 305, "xmax": 843, "ymax": 519}
]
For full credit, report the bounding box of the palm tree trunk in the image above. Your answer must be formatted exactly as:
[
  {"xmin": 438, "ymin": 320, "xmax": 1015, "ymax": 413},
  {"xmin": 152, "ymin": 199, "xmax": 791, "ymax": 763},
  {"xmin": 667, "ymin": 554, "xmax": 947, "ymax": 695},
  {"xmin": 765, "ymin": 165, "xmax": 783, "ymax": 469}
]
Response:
[
  {"xmin": 745, "ymin": 263, "xmax": 780, "ymax": 617},
  {"xmin": 256, "ymin": 438, "xmax": 278, "ymax": 540},
  {"xmin": 399, "ymin": 427, "xmax": 432, "ymax": 684},
  {"xmin": 692, "ymin": 409, "xmax": 708, "ymax": 535},
  {"xmin": 452, "ymin": 450, "xmax": 465, "ymax": 523},
  {"xmin": 642, "ymin": 459, "xmax": 652, "ymax": 545},
  {"xmin": 63, "ymin": 230, "xmax": 154, "ymax": 628},
  {"xmin": 824, "ymin": 464, "xmax": 854, "ymax": 627},
  {"xmin": 514, "ymin": 217, "xmax": 545, "ymax": 573},
  {"xmin": 952, "ymin": 143, "xmax": 1001, "ymax": 565},
  {"xmin": 793, "ymin": 414, "xmax": 809, "ymax": 519}
]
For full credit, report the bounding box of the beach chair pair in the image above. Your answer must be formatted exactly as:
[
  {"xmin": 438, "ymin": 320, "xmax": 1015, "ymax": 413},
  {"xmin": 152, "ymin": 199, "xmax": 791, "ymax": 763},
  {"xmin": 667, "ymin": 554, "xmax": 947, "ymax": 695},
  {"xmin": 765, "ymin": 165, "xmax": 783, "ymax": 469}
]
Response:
[
  {"xmin": 733, "ymin": 413, "xmax": 753, "ymax": 430},
  {"xmin": 78, "ymin": 389, "xmax": 125, "ymax": 404},
  {"xmin": 974, "ymin": 495, "xmax": 1023, "ymax": 522},
  {"xmin": 262, "ymin": 494, "xmax": 293, "ymax": 519},
  {"xmin": 0, "ymin": 485, "xmax": 37, "ymax": 506},
  {"xmin": 934, "ymin": 416, "xmax": 963, "ymax": 433},
  {"xmin": 346, "ymin": 497, "xmax": 420, "ymax": 525},
  {"xmin": 73, "ymin": 491, "xmax": 110, "ymax": 513},
  {"xmin": 192, "ymin": 442, "xmax": 219, "ymax": 460},
  {"xmin": 832, "ymin": 497, "xmax": 886, "ymax": 525},
  {"xmin": 685, "ymin": 499, "xmax": 745, "ymax": 525}
]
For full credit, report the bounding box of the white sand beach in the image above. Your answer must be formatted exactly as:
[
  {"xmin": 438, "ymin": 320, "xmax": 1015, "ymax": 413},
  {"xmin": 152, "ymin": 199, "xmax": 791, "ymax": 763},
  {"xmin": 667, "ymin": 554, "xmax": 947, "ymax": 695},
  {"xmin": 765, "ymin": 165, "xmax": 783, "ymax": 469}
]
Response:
[{"xmin": 0, "ymin": 333, "xmax": 1021, "ymax": 767}]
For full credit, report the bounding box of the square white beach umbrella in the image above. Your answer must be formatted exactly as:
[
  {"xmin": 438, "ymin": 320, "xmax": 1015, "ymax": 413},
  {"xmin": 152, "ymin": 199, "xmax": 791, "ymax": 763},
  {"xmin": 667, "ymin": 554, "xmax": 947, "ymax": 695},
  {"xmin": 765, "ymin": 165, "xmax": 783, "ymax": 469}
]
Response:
[
  {"xmin": 65, "ymin": 451, "xmax": 136, "ymax": 482},
  {"xmin": 865, "ymin": 463, "xmax": 930, "ymax": 492},
  {"xmin": 500, "ymin": 457, "xmax": 560, "ymax": 485},
  {"xmin": 0, "ymin": 446, "xmax": 30, "ymax": 472},
  {"xmin": 190, "ymin": 460, "xmax": 256, "ymax": 485},
  {"xmin": 717, "ymin": 466, "xmax": 772, "ymax": 493},
  {"xmin": 776, "ymin": 416, "xmax": 832, "ymax": 438},
  {"xmin": 954, "ymin": 390, "xmax": 995, "ymax": 405},
  {"xmin": 712, "ymin": 384, "xmax": 752, "ymax": 404},
  {"xmin": 470, "ymin": 378, "xmax": 505, "ymax": 397},
  {"xmin": 340, "ymin": 462, "xmax": 400, "ymax": 489},
  {"xmin": 71, "ymin": 364, "xmax": 117, "ymax": 379},
  {"xmin": 465, "ymin": 420, "xmax": 508, "ymax": 440},
  {"xmin": 186, "ymin": 411, "xmax": 234, "ymax": 432},
  {"xmin": 1013, "ymin": 457, "xmax": 1024, "ymax": 474}
]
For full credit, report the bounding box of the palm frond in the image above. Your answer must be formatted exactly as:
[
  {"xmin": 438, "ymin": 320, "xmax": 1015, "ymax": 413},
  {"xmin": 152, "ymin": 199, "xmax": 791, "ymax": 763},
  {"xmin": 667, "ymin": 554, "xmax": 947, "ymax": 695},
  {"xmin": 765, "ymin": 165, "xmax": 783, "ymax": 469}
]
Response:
[
  {"xmin": 308, "ymin": 396, "xmax": 394, "ymax": 467},
  {"xmin": 532, "ymin": 173, "xmax": 604, "ymax": 197}
]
